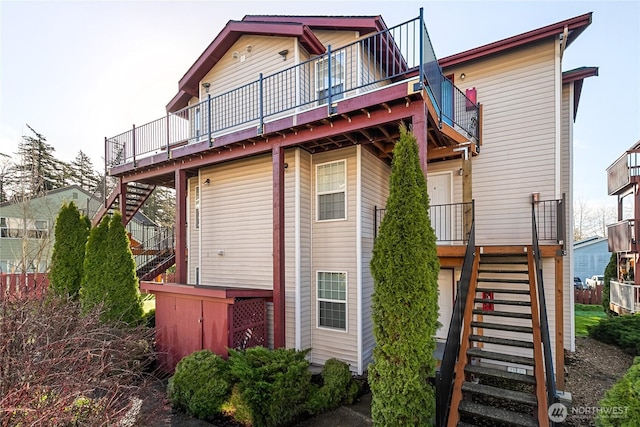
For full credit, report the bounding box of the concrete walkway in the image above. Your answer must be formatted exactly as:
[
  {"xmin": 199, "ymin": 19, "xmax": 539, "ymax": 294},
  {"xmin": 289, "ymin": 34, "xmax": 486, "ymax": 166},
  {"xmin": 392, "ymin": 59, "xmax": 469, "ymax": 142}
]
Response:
[{"xmin": 297, "ymin": 393, "xmax": 372, "ymax": 427}]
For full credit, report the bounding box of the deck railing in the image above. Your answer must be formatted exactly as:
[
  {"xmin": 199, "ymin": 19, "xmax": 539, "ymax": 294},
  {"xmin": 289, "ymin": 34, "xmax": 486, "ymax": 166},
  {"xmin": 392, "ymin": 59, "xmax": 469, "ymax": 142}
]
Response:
[
  {"xmin": 533, "ymin": 193, "xmax": 566, "ymax": 254},
  {"xmin": 374, "ymin": 201, "xmax": 474, "ymax": 243},
  {"xmin": 607, "ymin": 148, "xmax": 640, "ymax": 195},
  {"xmin": 609, "ymin": 280, "xmax": 640, "ymax": 314},
  {"xmin": 607, "ymin": 220, "xmax": 635, "ymax": 253},
  {"xmin": 134, "ymin": 226, "xmax": 175, "ymax": 278},
  {"xmin": 106, "ymin": 10, "xmax": 479, "ymax": 168}
]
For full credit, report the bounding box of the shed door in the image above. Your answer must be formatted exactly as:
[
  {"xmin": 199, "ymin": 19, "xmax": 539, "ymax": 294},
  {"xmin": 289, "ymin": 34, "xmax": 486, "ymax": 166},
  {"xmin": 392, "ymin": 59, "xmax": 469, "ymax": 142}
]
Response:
[{"xmin": 427, "ymin": 172, "xmax": 452, "ymax": 243}]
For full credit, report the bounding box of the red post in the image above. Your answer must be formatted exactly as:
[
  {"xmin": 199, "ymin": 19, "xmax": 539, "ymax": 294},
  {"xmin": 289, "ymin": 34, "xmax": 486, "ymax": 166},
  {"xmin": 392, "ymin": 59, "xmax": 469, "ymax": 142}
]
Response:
[
  {"xmin": 272, "ymin": 145, "xmax": 285, "ymax": 348},
  {"xmin": 413, "ymin": 104, "xmax": 428, "ymax": 178},
  {"xmin": 118, "ymin": 179, "xmax": 127, "ymax": 225},
  {"xmin": 175, "ymin": 169, "xmax": 188, "ymax": 284}
]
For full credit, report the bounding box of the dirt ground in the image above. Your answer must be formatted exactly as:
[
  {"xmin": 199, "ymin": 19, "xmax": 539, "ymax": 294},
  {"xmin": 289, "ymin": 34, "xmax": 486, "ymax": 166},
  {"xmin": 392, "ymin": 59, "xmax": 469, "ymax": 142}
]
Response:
[{"xmin": 563, "ymin": 336, "xmax": 635, "ymax": 426}]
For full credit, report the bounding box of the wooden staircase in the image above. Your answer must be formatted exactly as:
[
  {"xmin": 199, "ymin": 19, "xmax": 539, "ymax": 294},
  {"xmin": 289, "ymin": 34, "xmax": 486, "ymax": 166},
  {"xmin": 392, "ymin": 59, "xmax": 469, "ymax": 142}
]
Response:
[
  {"xmin": 448, "ymin": 247, "xmax": 550, "ymax": 427},
  {"xmin": 91, "ymin": 182, "xmax": 155, "ymax": 227}
]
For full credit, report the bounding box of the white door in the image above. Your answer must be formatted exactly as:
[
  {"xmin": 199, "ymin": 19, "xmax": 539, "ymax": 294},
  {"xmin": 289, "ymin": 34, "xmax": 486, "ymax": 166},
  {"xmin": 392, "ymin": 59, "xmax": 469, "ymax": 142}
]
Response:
[
  {"xmin": 427, "ymin": 172, "xmax": 452, "ymax": 243},
  {"xmin": 436, "ymin": 269, "xmax": 455, "ymax": 340}
]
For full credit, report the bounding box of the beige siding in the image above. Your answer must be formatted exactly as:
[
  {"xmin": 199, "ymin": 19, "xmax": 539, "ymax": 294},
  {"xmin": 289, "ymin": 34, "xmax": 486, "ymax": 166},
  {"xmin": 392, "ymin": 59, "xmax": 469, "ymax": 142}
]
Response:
[
  {"xmin": 311, "ymin": 146, "xmax": 358, "ymax": 367},
  {"xmin": 299, "ymin": 150, "xmax": 313, "ymax": 351},
  {"xmin": 187, "ymin": 178, "xmax": 200, "ymax": 284},
  {"xmin": 561, "ymin": 83, "xmax": 573, "ymax": 351},
  {"xmin": 198, "ymin": 155, "xmax": 273, "ymax": 288},
  {"xmin": 427, "ymin": 160, "xmax": 463, "ymax": 204},
  {"xmin": 360, "ymin": 148, "xmax": 391, "ymax": 369},
  {"xmin": 444, "ymin": 39, "xmax": 558, "ymax": 245}
]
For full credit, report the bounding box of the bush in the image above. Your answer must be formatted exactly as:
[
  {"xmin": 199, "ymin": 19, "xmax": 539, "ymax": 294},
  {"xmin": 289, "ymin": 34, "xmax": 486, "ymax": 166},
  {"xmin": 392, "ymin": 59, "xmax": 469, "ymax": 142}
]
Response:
[
  {"xmin": 307, "ymin": 359, "xmax": 360, "ymax": 414},
  {"xmin": 0, "ymin": 293, "xmax": 162, "ymax": 426},
  {"xmin": 603, "ymin": 252, "xmax": 617, "ymax": 314},
  {"xmin": 168, "ymin": 350, "xmax": 232, "ymax": 420},
  {"xmin": 229, "ymin": 346, "xmax": 312, "ymax": 427},
  {"xmin": 369, "ymin": 125, "xmax": 439, "ymax": 425},
  {"xmin": 589, "ymin": 315, "xmax": 640, "ymax": 355},
  {"xmin": 597, "ymin": 357, "xmax": 640, "ymax": 426}
]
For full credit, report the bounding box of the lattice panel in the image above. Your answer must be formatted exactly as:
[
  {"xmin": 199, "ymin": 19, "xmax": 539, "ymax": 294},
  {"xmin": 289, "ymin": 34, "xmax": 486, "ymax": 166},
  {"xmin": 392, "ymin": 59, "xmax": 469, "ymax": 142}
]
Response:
[{"xmin": 230, "ymin": 298, "xmax": 267, "ymax": 350}]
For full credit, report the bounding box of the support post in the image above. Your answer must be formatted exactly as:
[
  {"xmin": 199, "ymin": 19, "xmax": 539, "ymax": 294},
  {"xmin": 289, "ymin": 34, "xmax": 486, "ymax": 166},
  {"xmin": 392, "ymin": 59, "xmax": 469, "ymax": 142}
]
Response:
[
  {"xmin": 413, "ymin": 106, "xmax": 428, "ymax": 178},
  {"xmin": 175, "ymin": 169, "xmax": 188, "ymax": 284},
  {"xmin": 462, "ymin": 147, "xmax": 473, "ymax": 238},
  {"xmin": 272, "ymin": 145, "xmax": 285, "ymax": 348},
  {"xmin": 118, "ymin": 179, "xmax": 127, "ymax": 225},
  {"xmin": 258, "ymin": 73, "xmax": 264, "ymax": 135},
  {"xmin": 555, "ymin": 256, "xmax": 565, "ymax": 390}
]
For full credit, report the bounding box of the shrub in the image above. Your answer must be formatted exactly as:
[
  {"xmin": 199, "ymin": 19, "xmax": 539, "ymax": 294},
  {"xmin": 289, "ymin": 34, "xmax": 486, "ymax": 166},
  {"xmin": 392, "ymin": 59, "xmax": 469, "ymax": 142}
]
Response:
[
  {"xmin": 222, "ymin": 384, "xmax": 253, "ymax": 426},
  {"xmin": 603, "ymin": 252, "xmax": 617, "ymax": 314},
  {"xmin": 0, "ymin": 293, "xmax": 162, "ymax": 426},
  {"xmin": 597, "ymin": 357, "xmax": 640, "ymax": 426},
  {"xmin": 369, "ymin": 124, "xmax": 439, "ymax": 425},
  {"xmin": 49, "ymin": 202, "xmax": 90, "ymax": 299},
  {"xmin": 307, "ymin": 359, "xmax": 360, "ymax": 414},
  {"xmin": 589, "ymin": 315, "xmax": 640, "ymax": 355},
  {"xmin": 168, "ymin": 350, "xmax": 232, "ymax": 420},
  {"xmin": 229, "ymin": 346, "xmax": 312, "ymax": 427}
]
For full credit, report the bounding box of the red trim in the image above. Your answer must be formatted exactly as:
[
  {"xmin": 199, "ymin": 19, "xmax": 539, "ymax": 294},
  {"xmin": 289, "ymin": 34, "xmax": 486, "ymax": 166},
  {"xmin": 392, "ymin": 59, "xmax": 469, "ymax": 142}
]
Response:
[
  {"xmin": 562, "ymin": 67, "xmax": 598, "ymax": 120},
  {"xmin": 242, "ymin": 15, "xmax": 386, "ymax": 34},
  {"xmin": 175, "ymin": 169, "xmax": 188, "ymax": 284},
  {"xmin": 272, "ymin": 146, "xmax": 286, "ymax": 348},
  {"xmin": 167, "ymin": 21, "xmax": 326, "ymax": 112},
  {"xmin": 439, "ymin": 12, "xmax": 592, "ymax": 69},
  {"xmin": 140, "ymin": 282, "xmax": 273, "ymax": 299}
]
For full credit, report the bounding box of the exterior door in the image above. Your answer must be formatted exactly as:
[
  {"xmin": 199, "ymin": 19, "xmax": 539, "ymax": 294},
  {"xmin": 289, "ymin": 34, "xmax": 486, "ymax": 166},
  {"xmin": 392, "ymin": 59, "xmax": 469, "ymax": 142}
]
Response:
[
  {"xmin": 427, "ymin": 172, "xmax": 452, "ymax": 243},
  {"xmin": 436, "ymin": 269, "xmax": 455, "ymax": 340}
]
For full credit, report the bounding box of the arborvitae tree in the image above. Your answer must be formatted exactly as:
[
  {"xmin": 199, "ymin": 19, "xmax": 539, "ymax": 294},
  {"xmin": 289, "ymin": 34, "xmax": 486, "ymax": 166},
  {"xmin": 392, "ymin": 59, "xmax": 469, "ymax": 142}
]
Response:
[
  {"xmin": 369, "ymin": 125, "xmax": 440, "ymax": 425},
  {"xmin": 103, "ymin": 211, "xmax": 143, "ymax": 325},
  {"xmin": 80, "ymin": 215, "xmax": 110, "ymax": 314},
  {"xmin": 69, "ymin": 150, "xmax": 101, "ymax": 192},
  {"xmin": 48, "ymin": 202, "xmax": 90, "ymax": 299},
  {"xmin": 603, "ymin": 252, "xmax": 617, "ymax": 314}
]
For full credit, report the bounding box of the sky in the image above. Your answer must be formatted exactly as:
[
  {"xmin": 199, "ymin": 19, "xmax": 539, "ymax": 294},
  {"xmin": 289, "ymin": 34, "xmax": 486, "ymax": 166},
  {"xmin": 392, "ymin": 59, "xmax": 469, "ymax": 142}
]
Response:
[{"xmin": 1, "ymin": 0, "xmax": 638, "ymax": 207}]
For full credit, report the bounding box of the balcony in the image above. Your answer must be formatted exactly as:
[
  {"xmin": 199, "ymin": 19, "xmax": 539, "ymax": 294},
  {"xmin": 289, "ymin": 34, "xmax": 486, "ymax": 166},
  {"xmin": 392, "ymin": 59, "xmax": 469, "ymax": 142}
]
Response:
[
  {"xmin": 607, "ymin": 148, "xmax": 640, "ymax": 195},
  {"xmin": 609, "ymin": 280, "xmax": 640, "ymax": 314},
  {"xmin": 607, "ymin": 220, "xmax": 636, "ymax": 253},
  {"xmin": 105, "ymin": 12, "xmax": 479, "ymax": 171}
]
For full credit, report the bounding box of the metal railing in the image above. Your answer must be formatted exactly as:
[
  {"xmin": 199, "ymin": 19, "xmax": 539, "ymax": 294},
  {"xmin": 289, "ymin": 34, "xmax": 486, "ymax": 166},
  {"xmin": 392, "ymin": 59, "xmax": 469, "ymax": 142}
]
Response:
[
  {"xmin": 374, "ymin": 201, "xmax": 474, "ymax": 243},
  {"xmin": 609, "ymin": 280, "xmax": 640, "ymax": 314},
  {"xmin": 607, "ymin": 220, "xmax": 635, "ymax": 253},
  {"xmin": 607, "ymin": 149, "xmax": 640, "ymax": 195},
  {"xmin": 134, "ymin": 227, "xmax": 175, "ymax": 278},
  {"xmin": 435, "ymin": 219, "xmax": 475, "ymax": 427},
  {"xmin": 106, "ymin": 10, "xmax": 479, "ymax": 168},
  {"xmin": 533, "ymin": 193, "xmax": 566, "ymax": 254},
  {"xmin": 532, "ymin": 199, "xmax": 558, "ymax": 420}
]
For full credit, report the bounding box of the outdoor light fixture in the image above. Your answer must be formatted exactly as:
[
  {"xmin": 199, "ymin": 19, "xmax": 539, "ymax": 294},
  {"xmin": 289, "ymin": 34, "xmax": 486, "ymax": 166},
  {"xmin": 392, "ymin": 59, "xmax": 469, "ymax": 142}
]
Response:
[
  {"xmin": 460, "ymin": 73, "xmax": 466, "ymax": 80},
  {"xmin": 204, "ymin": 178, "xmax": 211, "ymax": 185},
  {"xmin": 278, "ymin": 49, "xmax": 289, "ymax": 61},
  {"xmin": 202, "ymin": 82, "xmax": 211, "ymax": 93}
]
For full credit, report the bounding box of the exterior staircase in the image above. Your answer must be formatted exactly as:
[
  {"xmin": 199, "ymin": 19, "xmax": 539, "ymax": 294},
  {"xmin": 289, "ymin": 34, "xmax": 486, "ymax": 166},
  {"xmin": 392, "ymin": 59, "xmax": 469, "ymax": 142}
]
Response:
[
  {"xmin": 448, "ymin": 248, "xmax": 550, "ymax": 427},
  {"xmin": 91, "ymin": 182, "xmax": 155, "ymax": 227}
]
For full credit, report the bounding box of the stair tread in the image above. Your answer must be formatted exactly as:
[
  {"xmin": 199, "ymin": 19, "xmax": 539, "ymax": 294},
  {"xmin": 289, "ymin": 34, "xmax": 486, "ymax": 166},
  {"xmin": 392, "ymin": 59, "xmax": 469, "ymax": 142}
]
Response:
[
  {"xmin": 457, "ymin": 423, "xmax": 478, "ymax": 427},
  {"xmin": 458, "ymin": 401, "xmax": 538, "ymax": 427},
  {"xmin": 478, "ymin": 268, "xmax": 528, "ymax": 274},
  {"xmin": 474, "ymin": 298, "xmax": 531, "ymax": 306},
  {"xmin": 462, "ymin": 381, "xmax": 537, "ymax": 405},
  {"xmin": 477, "ymin": 278, "xmax": 530, "ymax": 284},
  {"xmin": 464, "ymin": 364, "xmax": 536, "ymax": 384},
  {"xmin": 470, "ymin": 321, "xmax": 533, "ymax": 334},
  {"xmin": 469, "ymin": 334, "xmax": 534, "ymax": 348},
  {"xmin": 472, "ymin": 309, "xmax": 532, "ymax": 319},
  {"xmin": 476, "ymin": 287, "xmax": 530, "ymax": 295},
  {"xmin": 467, "ymin": 348, "xmax": 535, "ymax": 366}
]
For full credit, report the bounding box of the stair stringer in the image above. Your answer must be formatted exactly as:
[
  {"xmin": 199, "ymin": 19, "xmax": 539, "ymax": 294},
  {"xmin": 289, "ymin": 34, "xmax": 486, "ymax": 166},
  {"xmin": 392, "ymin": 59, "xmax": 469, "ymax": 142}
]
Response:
[
  {"xmin": 446, "ymin": 249, "xmax": 480, "ymax": 427},
  {"xmin": 527, "ymin": 248, "xmax": 550, "ymax": 427}
]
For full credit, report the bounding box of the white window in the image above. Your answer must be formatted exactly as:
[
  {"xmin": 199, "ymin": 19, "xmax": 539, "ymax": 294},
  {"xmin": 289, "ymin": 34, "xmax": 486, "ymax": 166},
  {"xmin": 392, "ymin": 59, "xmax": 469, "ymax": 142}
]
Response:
[
  {"xmin": 317, "ymin": 271, "xmax": 347, "ymax": 330},
  {"xmin": 316, "ymin": 50, "xmax": 346, "ymax": 102},
  {"xmin": 195, "ymin": 186, "xmax": 200, "ymax": 229},
  {"xmin": 195, "ymin": 108, "xmax": 201, "ymax": 137},
  {"xmin": 316, "ymin": 160, "xmax": 346, "ymax": 221}
]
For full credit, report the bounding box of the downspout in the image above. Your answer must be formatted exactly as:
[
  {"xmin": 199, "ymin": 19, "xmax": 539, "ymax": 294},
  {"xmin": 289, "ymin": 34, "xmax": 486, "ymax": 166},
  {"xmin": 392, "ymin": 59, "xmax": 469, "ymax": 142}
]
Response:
[
  {"xmin": 554, "ymin": 31, "xmax": 565, "ymax": 200},
  {"xmin": 568, "ymin": 81, "xmax": 576, "ymax": 351},
  {"xmin": 295, "ymin": 148, "xmax": 302, "ymax": 350},
  {"xmin": 356, "ymin": 145, "xmax": 363, "ymax": 374}
]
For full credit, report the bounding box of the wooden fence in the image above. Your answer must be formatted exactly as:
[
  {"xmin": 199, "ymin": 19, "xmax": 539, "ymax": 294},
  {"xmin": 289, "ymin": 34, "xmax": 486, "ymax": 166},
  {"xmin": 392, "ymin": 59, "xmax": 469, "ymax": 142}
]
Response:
[
  {"xmin": 0, "ymin": 273, "xmax": 49, "ymax": 301},
  {"xmin": 574, "ymin": 284, "xmax": 603, "ymax": 305}
]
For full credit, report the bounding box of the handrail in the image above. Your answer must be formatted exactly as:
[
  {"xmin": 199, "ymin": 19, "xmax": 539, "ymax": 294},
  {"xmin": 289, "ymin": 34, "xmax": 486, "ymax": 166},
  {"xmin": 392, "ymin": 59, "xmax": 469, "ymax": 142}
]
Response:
[
  {"xmin": 531, "ymin": 197, "xmax": 558, "ymax": 416},
  {"xmin": 436, "ymin": 210, "xmax": 475, "ymax": 427},
  {"xmin": 105, "ymin": 10, "xmax": 479, "ymax": 168},
  {"xmin": 134, "ymin": 226, "xmax": 175, "ymax": 276}
]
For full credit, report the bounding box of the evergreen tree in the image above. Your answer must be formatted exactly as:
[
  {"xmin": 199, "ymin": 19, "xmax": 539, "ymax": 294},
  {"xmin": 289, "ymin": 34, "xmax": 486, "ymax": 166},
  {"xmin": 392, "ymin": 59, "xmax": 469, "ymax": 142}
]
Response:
[
  {"xmin": 603, "ymin": 252, "xmax": 617, "ymax": 314},
  {"xmin": 369, "ymin": 125, "xmax": 440, "ymax": 425},
  {"xmin": 49, "ymin": 202, "xmax": 90, "ymax": 299},
  {"xmin": 69, "ymin": 150, "xmax": 101, "ymax": 192},
  {"xmin": 142, "ymin": 187, "xmax": 176, "ymax": 227},
  {"xmin": 0, "ymin": 153, "xmax": 12, "ymax": 203},
  {"xmin": 80, "ymin": 215, "xmax": 110, "ymax": 313}
]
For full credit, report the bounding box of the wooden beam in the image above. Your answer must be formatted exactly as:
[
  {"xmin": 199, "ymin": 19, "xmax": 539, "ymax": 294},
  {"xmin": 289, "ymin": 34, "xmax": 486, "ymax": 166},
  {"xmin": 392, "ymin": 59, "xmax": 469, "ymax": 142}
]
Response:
[
  {"xmin": 175, "ymin": 169, "xmax": 188, "ymax": 284},
  {"xmin": 413, "ymin": 103, "xmax": 428, "ymax": 177},
  {"xmin": 118, "ymin": 179, "xmax": 127, "ymax": 225},
  {"xmin": 555, "ymin": 256, "xmax": 565, "ymax": 390},
  {"xmin": 462, "ymin": 147, "xmax": 473, "ymax": 239},
  {"xmin": 272, "ymin": 145, "xmax": 286, "ymax": 348}
]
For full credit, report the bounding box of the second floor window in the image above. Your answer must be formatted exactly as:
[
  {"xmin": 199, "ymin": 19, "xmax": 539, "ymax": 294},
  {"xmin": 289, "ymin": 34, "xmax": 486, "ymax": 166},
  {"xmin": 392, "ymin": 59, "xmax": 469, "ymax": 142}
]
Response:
[
  {"xmin": 316, "ymin": 160, "xmax": 346, "ymax": 221},
  {"xmin": 0, "ymin": 217, "xmax": 49, "ymax": 239},
  {"xmin": 316, "ymin": 50, "xmax": 345, "ymax": 102}
]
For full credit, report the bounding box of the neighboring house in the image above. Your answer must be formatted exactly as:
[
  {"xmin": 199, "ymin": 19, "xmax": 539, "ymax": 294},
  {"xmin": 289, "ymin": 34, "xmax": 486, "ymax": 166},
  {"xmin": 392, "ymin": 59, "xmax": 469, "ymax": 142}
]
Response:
[
  {"xmin": 606, "ymin": 139, "xmax": 640, "ymax": 314},
  {"xmin": 573, "ymin": 236, "xmax": 609, "ymax": 283},
  {"xmin": 0, "ymin": 185, "xmax": 101, "ymax": 273},
  {"xmin": 98, "ymin": 9, "xmax": 596, "ymax": 426}
]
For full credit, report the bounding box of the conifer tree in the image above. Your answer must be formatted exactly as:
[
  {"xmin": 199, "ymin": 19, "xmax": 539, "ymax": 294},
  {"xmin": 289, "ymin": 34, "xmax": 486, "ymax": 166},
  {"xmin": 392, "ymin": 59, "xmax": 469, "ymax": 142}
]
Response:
[
  {"xmin": 80, "ymin": 215, "xmax": 110, "ymax": 313},
  {"xmin": 69, "ymin": 150, "xmax": 100, "ymax": 192},
  {"xmin": 369, "ymin": 125, "xmax": 440, "ymax": 425},
  {"xmin": 603, "ymin": 252, "xmax": 617, "ymax": 314},
  {"xmin": 49, "ymin": 202, "xmax": 90, "ymax": 298}
]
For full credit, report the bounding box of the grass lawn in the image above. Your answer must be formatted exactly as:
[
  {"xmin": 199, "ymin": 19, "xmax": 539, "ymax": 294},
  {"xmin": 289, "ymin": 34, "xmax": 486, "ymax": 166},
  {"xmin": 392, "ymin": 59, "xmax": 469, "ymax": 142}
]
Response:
[
  {"xmin": 142, "ymin": 294, "xmax": 155, "ymax": 314},
  {"xmin": 574, "ymin": 303, "xmax": 607, "ymax": 337}
]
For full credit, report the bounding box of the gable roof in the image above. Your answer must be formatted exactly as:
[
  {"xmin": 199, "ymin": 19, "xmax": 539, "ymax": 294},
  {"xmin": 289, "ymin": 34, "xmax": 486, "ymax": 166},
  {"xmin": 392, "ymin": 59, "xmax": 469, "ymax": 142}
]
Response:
[
  {"xmin": 0, "ymin": 185, "xmax": 95, "ymax": 208},
  {"xmin": 573, "ymin": 236, "xmax": 608, "ymax": 250},
  {"xmin": 167, "ymin": 15, "xmax": 386, "ymax": 113},
  {"xmin": 439, "ymin": 12, "xmax": 592, "ymax": 69},
  {"xmin": 562, "ymin": 66, "xmax": 599, "ymax": 120}
]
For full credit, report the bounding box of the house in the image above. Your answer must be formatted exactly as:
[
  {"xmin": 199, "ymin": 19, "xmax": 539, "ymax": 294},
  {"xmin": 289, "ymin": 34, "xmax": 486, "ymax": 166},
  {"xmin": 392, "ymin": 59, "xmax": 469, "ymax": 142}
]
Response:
[
  {"xmin": 606, "ymin": 139, "xmax": 640, "ymax": 314},
  {"xmin": 98, "ymin": 9, "xmax": 596, "ymax": 426},
  {"xmin": 573, "ymin": 236, "xmax": 609, "ymax": 283}
]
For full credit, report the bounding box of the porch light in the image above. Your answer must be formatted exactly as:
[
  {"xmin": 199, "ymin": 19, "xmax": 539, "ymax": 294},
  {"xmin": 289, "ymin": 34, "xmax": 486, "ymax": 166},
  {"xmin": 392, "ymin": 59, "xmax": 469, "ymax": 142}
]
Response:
[
  {"xmin": 460, "ymin": 73, "xmax": 466, "ymax": 80},
  {"xmin": 202, "ymin": 82, "xmax": 211, "ymax": 93},
  {"xmin": 532, "ymin": 192, "xmax": 540, "ymax": 203},
  {"xmin": 278, "ymin": 49, "xmax": 289, "ymax": 61}
]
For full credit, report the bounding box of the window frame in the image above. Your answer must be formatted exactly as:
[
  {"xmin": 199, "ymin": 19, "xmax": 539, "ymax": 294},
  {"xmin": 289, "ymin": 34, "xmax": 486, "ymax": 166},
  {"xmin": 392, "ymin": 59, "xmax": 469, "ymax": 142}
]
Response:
[
  {"xmin": 315, "ymin": 49, "xmax": 346, "ymax": 102},
  {"xmin": 195, "ymin": 185, "xmax": 200, "ymax": 229},
  {"xmin": 315, "ymin": 159, "xmax": 347, "ymax": 222},
  {"xmin": 316, "ymin": 270, "xmax": 348, "ymax": 332}
]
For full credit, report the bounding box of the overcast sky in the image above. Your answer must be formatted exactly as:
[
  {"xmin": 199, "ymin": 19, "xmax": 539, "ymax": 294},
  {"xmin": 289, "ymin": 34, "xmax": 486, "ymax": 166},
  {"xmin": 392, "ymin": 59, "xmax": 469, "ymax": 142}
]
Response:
[{"xmin": 1, "ymin": 0, "xmax": 638, "ymax": 206}]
